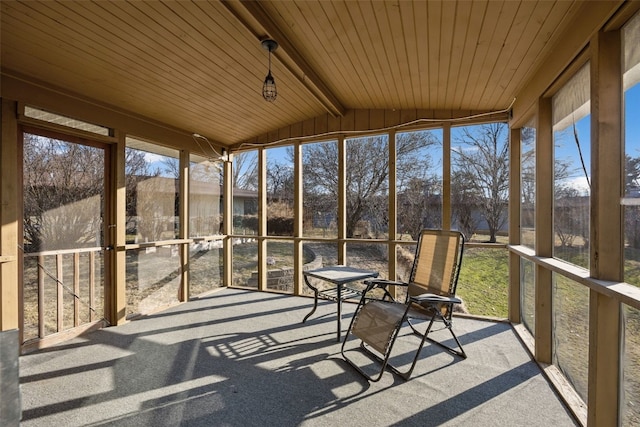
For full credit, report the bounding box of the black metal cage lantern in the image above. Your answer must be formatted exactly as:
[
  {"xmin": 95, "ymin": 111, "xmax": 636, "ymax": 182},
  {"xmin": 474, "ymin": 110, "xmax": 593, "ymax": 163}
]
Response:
[{"xmin": 261, "ymin": 39, "xmax": 278, "ymax": 102}]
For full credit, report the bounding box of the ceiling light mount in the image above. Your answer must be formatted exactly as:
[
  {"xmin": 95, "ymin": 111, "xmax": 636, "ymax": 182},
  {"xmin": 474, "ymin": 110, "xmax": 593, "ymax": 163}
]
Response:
[{"xmin": 261, "ymin": 38, "xmax": 278, "ymax": 102}]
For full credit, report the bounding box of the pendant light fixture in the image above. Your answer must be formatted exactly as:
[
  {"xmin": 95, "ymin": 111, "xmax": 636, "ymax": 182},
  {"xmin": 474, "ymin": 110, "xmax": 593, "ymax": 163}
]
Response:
[{"xmin": 261, "ymin": 38, "xmax": 278, "ymax": 102}]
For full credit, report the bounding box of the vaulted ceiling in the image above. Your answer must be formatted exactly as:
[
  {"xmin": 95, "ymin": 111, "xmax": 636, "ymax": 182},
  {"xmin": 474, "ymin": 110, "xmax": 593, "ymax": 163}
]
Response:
[{"xmin": 0, "ymin": 1, "xmax": 602, "ymax": 148}]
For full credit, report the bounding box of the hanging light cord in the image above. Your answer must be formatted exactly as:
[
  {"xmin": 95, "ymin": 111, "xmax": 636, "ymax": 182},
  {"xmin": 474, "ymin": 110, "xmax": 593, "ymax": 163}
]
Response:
[{"xmin": 192, "ymin": 133, "xmax": 225, "ymax": 161}]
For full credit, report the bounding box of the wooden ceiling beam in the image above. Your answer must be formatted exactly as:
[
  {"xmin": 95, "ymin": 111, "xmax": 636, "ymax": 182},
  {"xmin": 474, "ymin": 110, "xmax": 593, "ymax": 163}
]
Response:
[{"xmin": 223, "ymin": 0, "xmax": 345, "ymax": 117}]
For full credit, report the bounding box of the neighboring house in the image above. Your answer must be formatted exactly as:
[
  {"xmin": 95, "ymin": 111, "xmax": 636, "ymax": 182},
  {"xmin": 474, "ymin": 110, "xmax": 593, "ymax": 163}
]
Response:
[
  {"xmin": 232, "ymin": 187, "xmax": 258, "ymax": 217},
  {"xmin": 127, "ymin": 175, "xmax": 258, "ymax": 238}
]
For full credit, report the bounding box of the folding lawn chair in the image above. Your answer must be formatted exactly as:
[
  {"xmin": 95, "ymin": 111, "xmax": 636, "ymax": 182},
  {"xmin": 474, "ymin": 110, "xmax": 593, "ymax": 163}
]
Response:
[{"xmin": 341, "ymin": 229, "xmax": 466, "ymax": 381}]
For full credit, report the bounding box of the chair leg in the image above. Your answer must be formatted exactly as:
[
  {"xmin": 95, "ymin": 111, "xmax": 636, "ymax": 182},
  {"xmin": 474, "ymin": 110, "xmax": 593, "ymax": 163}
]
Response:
[
  {"xmin": 341, "ymin": 326, "xmax": 392, "ymax": 382},
  {"xmin": 385, "ymin": 314, "xmax": 436, "ymax": 380},
  {"xmin": 341, "ymin": 301, "xmax": 405, "ymax": 382},
  {"xmin": 341, "ymin": 339, "xmax": 389, "ymax": 382},
  {"xmin": 437, "ymin": 316, "xmax": 467, "ymax": 358},
  {"xmin": 408, "ymin": 314, "xmax": 467, "ymax": 359},
  {"xmin": 343, "ymin": 314, "xmax": 432, "ymax": 381}
]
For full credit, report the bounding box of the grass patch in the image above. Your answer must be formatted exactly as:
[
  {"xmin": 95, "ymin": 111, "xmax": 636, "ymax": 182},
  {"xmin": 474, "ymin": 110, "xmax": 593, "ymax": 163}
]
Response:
[{"xmin": 457, "ymin": 247, "xmax": 509, "ymax": 318}]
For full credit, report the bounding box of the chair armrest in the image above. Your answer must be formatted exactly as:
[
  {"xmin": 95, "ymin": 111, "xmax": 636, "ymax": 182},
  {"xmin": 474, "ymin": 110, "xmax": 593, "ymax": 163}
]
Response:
[
  {"xmin": 411, "ymin": 293, "xmax": 461, "ymax": 304},
  {"xmin": 363, "ymin": 279, "xmax": 408, "ymax": 290},
  {"xmin": 362, "ymin": 279, "xmax": 407, "ymax": 301}
]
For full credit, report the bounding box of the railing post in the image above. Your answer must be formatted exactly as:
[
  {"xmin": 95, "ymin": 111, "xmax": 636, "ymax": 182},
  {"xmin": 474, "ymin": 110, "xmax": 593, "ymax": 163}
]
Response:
[
  {"xmin": 38, "ymin": 255, "xmax": 45, "ymax": 338},
  {"xmin": 74, "ymin": 252, "xmax": 80, "ymax": 327},
  {"xmin": 56, "ymin": 254, "xmax": 63, "ymax": 332}
]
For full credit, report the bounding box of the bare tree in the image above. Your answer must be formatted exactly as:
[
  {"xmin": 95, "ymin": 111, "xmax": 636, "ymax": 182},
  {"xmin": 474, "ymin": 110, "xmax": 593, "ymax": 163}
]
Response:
[
  {"xmin": 451, "ymin": 169, "xmax": 481, "ymax": 240},
  {"xmin": 160, "ymin": 156, "xmax": 180, "ymax": 179},
  {"xmin": 521, "ymin": 127, "xmax": 536, "ymax": 231},
  {"xmin": 625, "ymin": 155, "xmax": 640, "ymax": 248},
  {"xmin": 267, "ymin": 161, "xmax": 294, "ymax": 203},
  {"xmin": 554, "ymin": 185, "xmax": 585, "ymax": 247},
  {"xmin": 301, "ymin": 133, "xmax": 437, "ymax": 238},
  {"xmin": 397, "ymin": 176, "xmax": 442, "ymax": 240},
  {"xmin": 452, "ymin": 123, "xmax": 509, "ymax": 243},
  {"xmin": 23, "ymin": 135, "xmax": 105, "ymax": 252},
  {"xmin": 232, "ymin": 151, "xmax": 258, "ymax": 191},
  {"xmin": 123, "ymin": 148, "xmax": 167, "ymax": 242}
]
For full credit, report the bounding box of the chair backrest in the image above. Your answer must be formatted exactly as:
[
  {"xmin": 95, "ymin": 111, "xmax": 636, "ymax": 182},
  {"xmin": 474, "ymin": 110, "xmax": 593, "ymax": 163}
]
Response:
[{"xmin": 407, "ymin": 229, "xmax": 464, "ymax": 312}]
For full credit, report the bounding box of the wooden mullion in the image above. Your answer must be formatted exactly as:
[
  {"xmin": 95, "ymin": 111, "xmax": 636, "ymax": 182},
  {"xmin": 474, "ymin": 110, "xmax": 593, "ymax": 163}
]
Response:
[
  {"xmin": 258, "ymin": 149, "xmax": 267, "ymax": 291},
  {"xmin": 89, "ymin": 251, "xmax": 96, "ymax": 322},
  {"xmin": 293, "ymin": 143, "xmax": 304, "ymax": 295},
  {"xmin": 179, "ymin": 149, "xmax": 189, "ymax": 301},
  {"xmin": 388, "ymin": 129, "xmax": 397, "ymax": 294},
  {"xmin": 337, "ymin": 136, "xmax": 347, "ymax": 264},
  {"xmin": 535, "ymin": 96, "xmax": 553, "ymax": 364},
  {"xmin": 73, "ymin": 252, "xmax": 80, "ymax": 327},
  {"xmin": 509, "ymin": 127, "xmax": 522, "ymax": 324},
  {"xmin": 38, "ymin": 255, "xmax": 45, "ymax": 338},
  {"xmin": 588, "ymin": 29, "xmax": 623, "ymax": 427},
  {"xmin": 56, "ymin": 254, "xmax": 63, "ymax": 332},
  {"xmin": 442, "ymin": 124, "xmax": 451, "ymax": 230}
]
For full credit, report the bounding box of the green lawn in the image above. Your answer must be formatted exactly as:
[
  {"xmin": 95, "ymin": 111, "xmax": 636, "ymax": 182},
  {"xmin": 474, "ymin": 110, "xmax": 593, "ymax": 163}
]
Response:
[{"xmin": 457, "ymin": 247, "xmax": 509, "ymax": 318}]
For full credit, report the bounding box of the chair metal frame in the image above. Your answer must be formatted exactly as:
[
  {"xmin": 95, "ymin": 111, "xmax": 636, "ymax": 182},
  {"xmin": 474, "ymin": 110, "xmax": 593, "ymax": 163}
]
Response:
[{"xmin": 341, "ymin": 229, "xmax": 466, "ymax": 381}]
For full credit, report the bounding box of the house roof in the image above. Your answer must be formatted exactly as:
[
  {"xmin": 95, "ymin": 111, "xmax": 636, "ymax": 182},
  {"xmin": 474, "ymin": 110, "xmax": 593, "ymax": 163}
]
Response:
[{"xmin": 0, "ymin": 1, "xmax": 625, "ymax": 150}]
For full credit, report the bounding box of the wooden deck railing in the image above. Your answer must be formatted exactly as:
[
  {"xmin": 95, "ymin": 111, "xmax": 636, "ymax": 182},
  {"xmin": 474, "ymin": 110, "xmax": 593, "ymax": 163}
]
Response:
[{"xmin": 24, "ymin": 247, "xmax": 103, "ymax": 340}]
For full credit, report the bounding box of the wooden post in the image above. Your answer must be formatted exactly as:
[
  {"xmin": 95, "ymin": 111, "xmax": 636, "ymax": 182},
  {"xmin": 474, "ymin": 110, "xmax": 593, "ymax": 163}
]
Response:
[
  {"xmin": 535, "ymin": 96, "xmax": 553, "ymax": 364},
  {"xmin": 110, "ymin": 132, "xmax": 127, "ymax": 325},
  {"xmin": 74, "ymin": 252, "xmax": 80, "ymax": 326},
  {"xmin": 588, "ymin": 29, "xmax": 622, "ymax": 427},
  {"xmin": 223, "ymin": 154, "xmax": 234, "ymax": 288},
  {"xmin": 293, "ymin": 142, "xmax": 304, "ymax": 295},
  {"xmin": 0, "ymin": 99, "xmax": 20, "ymax": 332},
  {"xmin": 442, "ymin": 124, "xmax": 452, "ymax": 230},
  {"xmin": 258, "ymin": 148, "xmax": 267, "ymax": 290},
  {"xmin": 179, "ymin": 149, "xmax": 189, "ymax": 301},
  {"xmin": 338, "ymin": 136, "xmax": 347, "ymax": 264},
  {"xmin": 388, "ymin": 129, "xmax": 397, "ymax": 285},
  {"xmin": 509, "ymin": 127, "xmax": 522, "ymax": 324}
]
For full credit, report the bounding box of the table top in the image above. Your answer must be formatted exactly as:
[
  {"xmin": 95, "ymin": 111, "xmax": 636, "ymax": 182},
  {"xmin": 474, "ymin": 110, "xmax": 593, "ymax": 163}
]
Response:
[{"xmin": 303, "ymin": 265, "xmax": 379, "ymax": 285}]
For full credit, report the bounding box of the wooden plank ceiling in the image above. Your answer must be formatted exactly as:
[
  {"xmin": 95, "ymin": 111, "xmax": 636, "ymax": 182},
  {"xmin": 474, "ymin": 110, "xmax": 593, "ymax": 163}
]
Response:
[{"xmin": 1, "ymin": 0, "xmax": 582, "ymax": 148}]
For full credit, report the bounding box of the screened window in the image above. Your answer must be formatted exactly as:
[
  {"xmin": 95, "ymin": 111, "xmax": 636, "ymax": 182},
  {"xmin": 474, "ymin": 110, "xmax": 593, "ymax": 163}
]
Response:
[
  {"xmin": 232, "ymin": 150, "xmax": 258, "ymax": 236},
  {"xmin": 521, "ymin": 119, "xmax": 536, "ymax": 248},
  {"xmin": 451, "ymin": 123, "xmax": 509, "ymax": 243},
  {"xmin": 125, "ymin": 138, "xmax": 180, "ymax": 243},
  {"xmin": 124, "ymin": 138, "xmax": 181, "ymax": 317},
  {"xmin": 624, "ymin": 11, "xmax": 640, "ymax": 286},
  {"xmin": 622, "ymin": 12, "xmax": 640, "ymax": 426},
  {"xmin": 346, "ymin": 135, "xmax": 389, "ymax": 238},
  {"xmin": 188, "ymin": 154, "xmax": 223, "ymax": 297},
  {"xmin": 267, "ymin": 146, "xmax": 294, "ymax": 237},
  {"xmin": 22, "ymin": 131, "xmax": 106, "ymax": 339},
  {"xmin": 302, "ymin": 140, "xmax": 338, "ymax": 238},
  {"xmin": 552, "ymin": 64, "xmax": 591, "ymax": 269},
  {"xmin": 396, "ymin": 129, "xmax": 443, "ymax": 239},
  {"xmin": 189, "ymin": 154, "xmax": 222, "ymax": 237}
]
